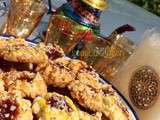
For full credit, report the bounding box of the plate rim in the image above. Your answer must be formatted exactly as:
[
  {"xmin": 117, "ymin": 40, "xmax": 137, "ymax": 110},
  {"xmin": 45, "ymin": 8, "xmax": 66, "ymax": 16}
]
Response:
[{"xmin": 100, "ymin": 75, "xmax": 139, "ymax": 120}]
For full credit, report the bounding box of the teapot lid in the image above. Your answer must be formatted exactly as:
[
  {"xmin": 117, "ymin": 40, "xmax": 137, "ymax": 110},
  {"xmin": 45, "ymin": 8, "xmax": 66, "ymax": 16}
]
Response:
[{"xmin": 81, "ymin": 0, "xmax": 108, "ymax": 10}]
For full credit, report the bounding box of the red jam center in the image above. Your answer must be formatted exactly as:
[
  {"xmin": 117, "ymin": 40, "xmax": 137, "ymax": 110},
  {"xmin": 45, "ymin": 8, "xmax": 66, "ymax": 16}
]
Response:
[
  {"xmin": 47, "ymin": 96, "xmax": 73, "ymax": 112},
  {"xmin": 0, "ymin": 98, "xmax": 19, "ymax": 120},
  {"xmin": 46, "ymin": 48, "xmax": 62, "ymax": 60}
]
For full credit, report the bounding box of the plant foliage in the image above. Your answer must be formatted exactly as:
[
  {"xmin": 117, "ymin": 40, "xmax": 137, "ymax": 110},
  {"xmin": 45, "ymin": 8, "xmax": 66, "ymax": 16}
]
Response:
[{"xmin": 128, "ymin": 0, "xmax": 160, "ymax": 16}]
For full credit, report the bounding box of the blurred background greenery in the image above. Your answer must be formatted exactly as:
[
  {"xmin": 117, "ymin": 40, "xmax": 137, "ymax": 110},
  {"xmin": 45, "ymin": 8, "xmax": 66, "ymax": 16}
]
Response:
[{"xmin": 128, "ymin": 0, "xmax": 160, "ymax": 16}]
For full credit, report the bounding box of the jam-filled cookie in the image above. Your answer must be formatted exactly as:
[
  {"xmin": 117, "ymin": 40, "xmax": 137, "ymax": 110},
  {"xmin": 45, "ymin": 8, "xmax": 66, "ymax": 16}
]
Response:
[
  {"xmin": 38, "ymin": 57, "xmax": 92, "ymax": 88},
  {"xmin": 32, "ymin": 92, "xmax": 79, "ymax": 120},
  {"xmin": 38, "ymin": 58, "xmax": 76, "ymax": 88},
  {"xmin": 68, "ymin": 79, "xmax": 131, "ymax": 120},
  {"xmin": 3, "ymin": 71, "xmax": 47, "ymax": 98},
  {"xmin": 0, "ymin": 38, "xmax": 48, "ymax": 64},
  {"xmin": 0, "ymin": 91, "xmax": 33, "ymax": 120}
]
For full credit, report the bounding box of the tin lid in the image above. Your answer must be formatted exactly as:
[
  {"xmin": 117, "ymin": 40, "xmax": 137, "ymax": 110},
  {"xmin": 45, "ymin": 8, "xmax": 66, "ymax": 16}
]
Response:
[{"xmin": 81, "ymin": 0, "xmax": 108, "ymax": 10}]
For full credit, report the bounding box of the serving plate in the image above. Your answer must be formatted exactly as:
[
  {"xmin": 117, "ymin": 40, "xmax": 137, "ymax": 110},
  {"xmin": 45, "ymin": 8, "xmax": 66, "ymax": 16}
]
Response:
[{"xmin": 0, "ymin": 34, "xmax": 139, "ymax": 120}]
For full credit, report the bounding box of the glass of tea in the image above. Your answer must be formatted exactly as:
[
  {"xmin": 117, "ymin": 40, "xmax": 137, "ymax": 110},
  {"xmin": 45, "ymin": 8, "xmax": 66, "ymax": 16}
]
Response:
[
  {"xmin": 78, "ymin": 34, "xmax": 136, "ymax": 80},
  {"xmin": 2, "ymin": 0, "xmax": 47, "ymax": 38},
  {"xmin": 45, "ymin": 15, "xmax": 91, "ymax": 54}
]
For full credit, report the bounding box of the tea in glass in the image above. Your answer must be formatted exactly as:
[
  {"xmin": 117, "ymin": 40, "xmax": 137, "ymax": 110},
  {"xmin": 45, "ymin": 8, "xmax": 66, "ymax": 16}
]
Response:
[
  {"xmin": 3, "ymin": 0, "xmax": 47, "ymax": 38},
  {"xmin": 45, "ymin": 15, "xmax": 90, "ymax": 54},
  {"xmin": 78, "ymin": 34, "xmax": 136, "ymax": 80}
]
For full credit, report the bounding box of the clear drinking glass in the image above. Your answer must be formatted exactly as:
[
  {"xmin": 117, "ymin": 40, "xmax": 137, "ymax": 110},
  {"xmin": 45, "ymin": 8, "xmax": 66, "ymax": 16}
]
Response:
[
  {"xmin": 45, "ymin": 15, "xmax": 90, "ymax": 54},
  {"xmin": 2, "ymin": 0, "xmax": 47, "ymax": 38},
  {"xmin": 78, "ymin": 34, "xmax": 136, "ymax": 80}
]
